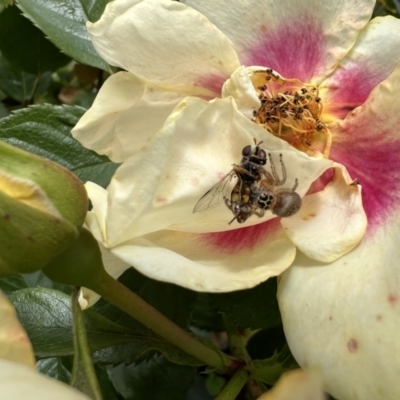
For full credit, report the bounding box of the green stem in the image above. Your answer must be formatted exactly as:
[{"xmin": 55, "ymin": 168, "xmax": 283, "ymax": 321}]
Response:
[
  {"xmin": 92, "ymin": 271, "xmax": 232, "ymax": 372},
  {"xmin": 71, "ymin": 288, "xmax": 102, "ymax": 400},
  {"xmin": 215, "ymin": 368, "xmax": 249, "ymax": 400}
]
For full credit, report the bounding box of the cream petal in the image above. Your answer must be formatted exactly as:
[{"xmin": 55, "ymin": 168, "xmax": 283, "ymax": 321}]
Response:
[
  {"xmin": 84, "ymin": 182, "xmax": 108, "ymax": 243},
  {"xmin": 258, "ymin": 370, "xmax": 326, "ymax": 400},
  {"xmin": 108, "ymin": 218, "xmax": 295, "ymax": 292},
  {"xmin": 281, "ymin": 164, "xmax": 367, "ymax": 263},
  {"xmin": 97, "ymin": 97, "xmax": 332, "ymax": 246},
  {"xmin": 0, "ymin": 359, "xmax": 91, "ymax": 399},
  {"xmin": 87, "ymin": 0, "xmax": 240, "ymax": 93},
  {"xmin": 222, "ymin": 66, "xmax": 261, "ymax": 119},
  {"xmin": 278, "ymin": 213, "xmax": 400, "ymax": 400},
  {"xmin": 71, "ymin": 72, "xmax": 187, "ymax": 163},
  {"xmin": 329, "ymin": 63, "xmax": 400, "ymax": 231},
  {"xmin": 0, "ymin": 291, "xmax": 35, "ymax": 368},
  {"xmin": 182, "ymin": 0, "xmax": 374, "ymax": 82},
  {"xmin": 320, "ymin": 17, "xmax": 400, "ymax": 119}
]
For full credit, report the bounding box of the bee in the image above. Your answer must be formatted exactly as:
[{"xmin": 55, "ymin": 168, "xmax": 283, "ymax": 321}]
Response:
[
  {"xmin": 225, "ymin": 153, "xmax": 302, "ymax": 224},
  {"xmin": 192, "ymin": 140, "xmax": 267, "ymax": 214},
  {"xmin": 193, "ymin": 143, "xmax": 302, "ymax": 224},
  {"xmin": 223, "ymin": 174, "xmax": 266, "ymax": 224}
]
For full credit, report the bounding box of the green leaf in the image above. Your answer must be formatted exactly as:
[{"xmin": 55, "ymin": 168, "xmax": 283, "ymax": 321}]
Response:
[
  {"xmin": 36, "ymin": 358, "xmax": 71, "ymax": 384},
  {"xmin": 0, "ymin": 274, "xmax": 28, "ymax": 294},
  {"xmin": 123, "ymin": 268, "xmax": 197, "ymax": 329},
  {"xmin": 248, "ymin": 344, "xmax": 298, "ymax": 385},
  {"xmin": 0, "ymin": 6, "xmax": 70, "ymax": 74},
  {"xmin": 0, "ymin": 102, "xmax": 8, "ymax": 119},
  {"xmin": 8, "ymin": 287, "xmax": 201, "ymax": 366},
  {"xmin": 189, "ymin": 294, "xmax": 225, "ymax": 332},
  {"xmin": 17, "ymin": 0, "xmax": 113, "ymax": 72},
  {"xmin": 0, "ymin": 271, "xmax": 71, "ymax": 296},
  {"xmin": 0, "ymin": 52, "xmax": 52, "ymax": 102},
  {"xmin": 210, "ymin": 278, "xmax": 281, "ymax": 330},
  {"xmin": 0, "ymin": 104, "xmax": 119, "ymax": 187},
  {"xmin": 95, "ymin": 365, "xmax": 120, "ymax": 400},
  {"xmin": 0, "ymin": 0, "xmax": 13, "ymax": 12},
  {"xmin": 8, "ymin": 288, "xmax": 147, "ymax": 358},
  {"xmin": 108, "ymin": 354, "xmax": 197, "ymax": 400},
  {"xmin": 8, "ymin": 288, "xmax": 75, "ymax": 357}
]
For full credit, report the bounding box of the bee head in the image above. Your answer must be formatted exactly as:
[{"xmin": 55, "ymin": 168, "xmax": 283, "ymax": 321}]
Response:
[{"xmin": 242, "ymin": 144, "xmax": 267, "ymax": 165}]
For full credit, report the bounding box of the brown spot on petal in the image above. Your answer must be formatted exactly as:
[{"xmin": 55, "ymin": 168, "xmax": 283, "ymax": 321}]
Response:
[
  {"xmin": 376, "ymin": 314, "xmax": 382, "ymax": 321},
  {"xmin": 328, "ymin": 316, "xmax": 333, "ymax": 321},
  {"xmin": 347, "ymin": 338, "xmax": 358, "ymax": 353},
  {"xmin": 308, "ymin": 213, "xmax": 316, "ymax": 217},
  {"xmin": 388, "ymin": 294, "xmax": 398, "ymax": 306}
]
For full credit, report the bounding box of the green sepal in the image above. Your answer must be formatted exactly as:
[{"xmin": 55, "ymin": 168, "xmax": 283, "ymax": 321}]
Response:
[
  {"xmin": 42, "ymin": 227, "xmax": 107, "ymax": 288},
  {"xmin": 0, "ymin": 140, "xmax": 88, "ymax": 227},
  {"xmin": 0, "ymin": 190, "xmax": 78, "ymax": 275}
]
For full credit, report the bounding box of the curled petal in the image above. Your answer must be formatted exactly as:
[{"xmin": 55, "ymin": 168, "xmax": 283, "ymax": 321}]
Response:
[
  {"xmin": 0, "ymin": 291, "xmax": 35, "ymax": 367},
  {"xmin": 281, "ymin": 164, "xmax": 366, "ymax": 263},
  {"xmin": 222, "ymin": 66, "xmax": 261, "ymax": 119},
  {"xmin": 183, "ymin": 0, "xmax": 374, "ymax": 82},
  {"xmin": 93, "ymin": 97, "xmax": 332, "ymax": 246},
  {"xmin": 329, "ymin": 63, "xmax": 400, "ymax": 231},
  {"xmin": 278, "ymin": 212, "xmax": 400, "ymax": 400},
  {"xmin": 71, "ymin": 72, "xmax": 187, "ymax": 162},
  {"xmin": 88, "ymin": 0, "xmax": 240, "ymax": 93},
  {"xmin": 320, "ymin": 17, "xmax": 400, "ymax": 119}
]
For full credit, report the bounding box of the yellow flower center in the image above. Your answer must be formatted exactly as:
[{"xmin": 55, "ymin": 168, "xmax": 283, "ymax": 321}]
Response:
[{"xmin": 250, "ymin": 69, "xmax": 331, "ymax": 157}]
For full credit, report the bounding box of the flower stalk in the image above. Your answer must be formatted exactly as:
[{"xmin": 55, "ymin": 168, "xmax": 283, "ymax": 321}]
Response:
[
  {"xmin": 42, "ymin": 228, "xmax": 234, "ymax": 373},
  {"xmin": 215, "ymin": 368, "xmax": 249, "ymax": 400},
  {"xmin": 93, "ymin": 271, "xmax": 233, "ymax": 372}
]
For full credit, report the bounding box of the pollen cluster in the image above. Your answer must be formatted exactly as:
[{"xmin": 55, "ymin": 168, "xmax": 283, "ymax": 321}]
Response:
[{"xmin": 250, "ymin": 69, "xmax": 331, "ymax": 156}]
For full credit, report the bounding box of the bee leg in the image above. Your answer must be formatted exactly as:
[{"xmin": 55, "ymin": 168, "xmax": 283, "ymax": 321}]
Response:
[
  {"xmin": 232, "ymin": 164, "xmax": 257, "ymax": 179},
  {"xmin": 224, "ymin": 196, "xmax": 233, "ymax": 211},
  {"xmin": 291, "ymin": 178, "xmax": 299, "ymax": 192}
]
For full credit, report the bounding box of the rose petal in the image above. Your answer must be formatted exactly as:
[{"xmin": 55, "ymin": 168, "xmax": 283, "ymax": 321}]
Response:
[
  {"xmin": 0, "ymin": 291, "xmax": 35, "ymax": 368},
  {"xmin": 329, "ymin": 63, "xmax": 400, "ymax": 231},
  {"xmin": 281, "ymin": 163, "xmax": 366, "ymax": 263},
  {"xmin": 320, "ymin": 17, "xmax": 400, "ymax": 119},
  {"xmin": 183, "ymin": 0, "xmax": 374, "ymax": 82},
  {"xmin": 108, "ymin": 218, "xmax": 296, "ymax": 292},
  {"xmin": 0, "ymin": 359, "xmax": 91, "ymax": 399},
  {"xmin": 258, "ymin": 370, "xmax": 326, "ymax": 400},
  {"xmin": 88, "ymin": 0, "xmax": 240, "ymax": 93},
  {"xmin": 278, "ymin": 212, "xmax": 400, "ymax": 400},
  {"xmin": 222, "ymin": 66, "xmax": 261, "ymax": 119},
  {"xmin": 93, "ymin": 97, "xmax": 332, "ymax": 246},
  {"xmin": 71, "ymin": 72, "xmax": 188, "ymax": 162}
]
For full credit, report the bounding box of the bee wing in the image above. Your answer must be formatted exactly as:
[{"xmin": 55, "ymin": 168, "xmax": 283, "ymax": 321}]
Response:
[{"xmin": 193, "ymin": 171, "xmax": 236, "ymax": 213}]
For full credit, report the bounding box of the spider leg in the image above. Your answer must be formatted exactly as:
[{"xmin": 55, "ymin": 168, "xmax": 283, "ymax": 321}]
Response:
[{"xmin": 268, "ymin": 153, "xmax": 287, "ymax": 186}]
